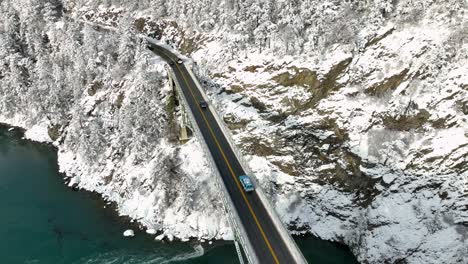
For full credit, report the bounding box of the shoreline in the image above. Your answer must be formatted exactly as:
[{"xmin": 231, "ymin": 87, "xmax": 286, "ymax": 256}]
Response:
[{"xmin": 0, "ymin": 122, "xmax": 357, "ymax": 259}]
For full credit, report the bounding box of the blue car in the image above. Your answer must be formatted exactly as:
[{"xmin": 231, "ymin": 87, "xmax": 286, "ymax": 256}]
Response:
[{"xmin": 239, "ymin": 175, "xmax": 254, "ymax": 192}]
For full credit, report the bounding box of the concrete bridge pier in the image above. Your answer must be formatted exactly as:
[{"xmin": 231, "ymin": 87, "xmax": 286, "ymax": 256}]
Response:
[
  {"xmin": 178, "ymin": 107, "xmax": 191, "ymax": 142},
  {"xmin": 167, "ymin": 66, "xmax": 192, "ymax": 143}
]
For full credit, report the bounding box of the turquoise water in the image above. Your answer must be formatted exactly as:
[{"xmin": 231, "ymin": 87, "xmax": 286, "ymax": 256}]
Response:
[{"xmin": 0, "ymin": 124, "xmax": 358, "ymax": 264}]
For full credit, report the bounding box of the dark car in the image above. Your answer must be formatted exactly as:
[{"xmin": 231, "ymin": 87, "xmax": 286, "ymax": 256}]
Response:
[
  {"xmin": 199, "ymin": 101, "xmax": 208, "ymax": 109},
  {"xmin": 168, "ymin": 61, "xmax": 175, "ymax": 66}
]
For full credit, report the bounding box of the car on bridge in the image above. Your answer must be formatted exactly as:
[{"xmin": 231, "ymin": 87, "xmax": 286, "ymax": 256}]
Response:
[
  {"xmin": 199, "ymin": 101, "xmax": 208, "ymax": 109},
  {"xmin": 239, "ymin": 175, "xmax": 254, "ymax": 192}
]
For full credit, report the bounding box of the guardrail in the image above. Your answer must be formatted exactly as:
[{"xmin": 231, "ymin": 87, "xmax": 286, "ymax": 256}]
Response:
[
  {"xmin": 167, "ymin": 66, "xmax": 258, "ymax": 264},
  {"xmin": 185, "ymin": 64, "xmax": 308, "ymax": 264}
]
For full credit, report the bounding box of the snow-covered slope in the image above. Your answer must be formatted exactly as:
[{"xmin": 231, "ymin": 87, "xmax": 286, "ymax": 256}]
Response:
[
  {"xmin": 0, "ymin": 0, "xmax": 230, "ymax": 241},
  {"xmin": 1, "ymin": 0, "xmax": 467, "ymax": 263},
  {"xmin": 187, "ymin": 3, "xmax": 468, "ymax": 263},
  {"xmin": 194, "ymin": 19, "xmax": 468, "ymax": 264}
]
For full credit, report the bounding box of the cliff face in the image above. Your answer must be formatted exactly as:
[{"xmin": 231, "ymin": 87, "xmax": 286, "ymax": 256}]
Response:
[
  {"xmin": 1, "ymin": 0, "xmax": 467, "ymax": 262},
  {"xmin": 187, "ymin": 2, "xmax": 468, "ymax": 262}
]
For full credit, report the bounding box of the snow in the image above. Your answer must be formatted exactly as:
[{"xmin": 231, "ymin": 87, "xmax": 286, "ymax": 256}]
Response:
[
  {"xmin": 8, "ymin": 24, "xmax": 232, "ymax": 241},
  {"xmin": 144, "ymin": 37, "xmax": 191, "ymax": 62},
  {"xmin": 24, "ymin": 122, "xmax": 52, "ymax": 143},
  {"xmin": 0, "ymin": 116, "xmax": 52, "ymax": 144},
  {"xmin": 425, "ymin": 128, "xmax": 467, "ymax": 158},
  {"xmin": 2, "ymin": 1, "xmax": 467, "ymax": 263},
  {"xmin": 146, "ymin": 228, "xmax": 157, "ymax": 235},
  {"xmin": 55, "ymin": 21, "xmax": 64, "ymax": 29},
  {"xmin": 248, "ymin": 156, "xmax": 294, "ymax": 185},
  {"xmin": 316, "ymin": 163, "xmax": 335, "ymax": 172},
  {"xmin": 382, "ymin": 174, "xmax": 397, "ymax": 185},
  {"xmin": 179, "ymin": 2, "xmax": 468, "ymax": 262},
  {"xmin": 123, "ymin": 229, "xmax": 135, "ymax": 237}
]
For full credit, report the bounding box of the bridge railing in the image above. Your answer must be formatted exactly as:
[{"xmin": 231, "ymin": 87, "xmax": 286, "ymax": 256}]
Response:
[
  {"xmin": 166, "ymin": 66, "xmax": 258, "ymax": 264},
  {"xmin": 185, "ymin": 63, "xmax": 308, "ymax": 264}
]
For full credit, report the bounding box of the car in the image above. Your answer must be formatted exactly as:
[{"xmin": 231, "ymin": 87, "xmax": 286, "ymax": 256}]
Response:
[
  {"xmin": 199, "ymin": 101, "xmax": 208, "ymax": 109},
  {"xmin": 177, "ymin": 59, "xmax": 183, "ymax": 64},
  {"xmin": 168, "ymin": 61, "xmax": 175, "ymax": 66},
  {"xmin": 239, "ymin": 175, "xmax": 254, "ymax": 192}
]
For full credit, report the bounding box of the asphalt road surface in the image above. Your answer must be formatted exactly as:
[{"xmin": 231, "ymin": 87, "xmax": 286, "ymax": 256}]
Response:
[{"xmin": 148, "ymin": 43, "xmax": 299, "ymax": 264}]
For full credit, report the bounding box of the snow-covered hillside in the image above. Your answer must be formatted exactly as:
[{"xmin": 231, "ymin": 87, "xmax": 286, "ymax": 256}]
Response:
[
  {"xmin": 191, "ymin": 4, "xmax": 468, "ymax": 263},
  {"xmin": 1, "ymin": 0, "xmax": 467, "ymax": 263},
  {"xmin": 0, "ymin": 0, "xmax": 230, "ymax": 242}
]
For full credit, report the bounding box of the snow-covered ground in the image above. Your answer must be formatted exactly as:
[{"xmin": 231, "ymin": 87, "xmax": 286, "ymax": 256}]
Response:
[
  {"xmin": 54, "ymin": 56, "xmax": 232, "ymax": 241},
  {"xmin": 196, "ymin": 24, "xmax": 468, "ymax": 264},
  {"xmin": 1, "ymin": 0, "xmax": 467, "ymax": 263},
  {"xmin": 0, "ymin": 2, "xmax": 230, "ymax": 242},
  {"xmin": 155, "ymin": 1, "xmax": 468, "ymax": 262}
]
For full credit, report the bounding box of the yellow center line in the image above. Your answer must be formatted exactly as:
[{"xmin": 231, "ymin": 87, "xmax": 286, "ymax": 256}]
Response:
[{"xmin": 158, "ymin": 49, "xmax": 280, "ymax": 263}]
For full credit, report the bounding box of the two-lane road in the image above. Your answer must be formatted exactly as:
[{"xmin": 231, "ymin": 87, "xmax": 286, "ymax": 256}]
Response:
[{"xmin": 148, "ymin": 43, "xmax": 299, "ymax": 264}]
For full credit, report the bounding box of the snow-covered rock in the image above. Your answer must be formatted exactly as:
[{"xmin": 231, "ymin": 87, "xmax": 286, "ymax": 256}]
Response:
[
  {"xmin": 123, "ymin": 229, "xmax": 135, "ymax": 237},
  {"xmin": 118, "ymin": 1, "xmax": 466, "ymax": 263},
  {"xmin": 24, "ymin": 121, "xmax": 52, "ymax": 143},
  {"xmin": 146, "ymin": 228, "xmax": 157, "ymax": 235}
]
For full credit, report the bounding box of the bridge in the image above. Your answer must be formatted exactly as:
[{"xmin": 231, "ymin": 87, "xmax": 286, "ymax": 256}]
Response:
[{"xmin": 147, "ymin": 42, "xmax": 308, "ymax": 264}]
